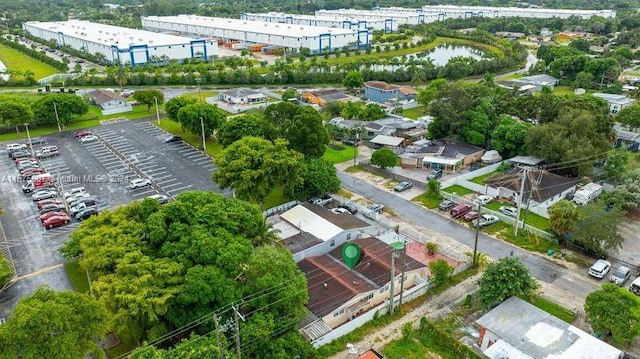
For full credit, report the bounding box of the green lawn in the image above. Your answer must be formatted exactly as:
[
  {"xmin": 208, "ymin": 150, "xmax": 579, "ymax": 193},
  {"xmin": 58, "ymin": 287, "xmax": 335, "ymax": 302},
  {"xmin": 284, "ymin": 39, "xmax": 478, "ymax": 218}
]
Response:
[
  {"xmin": 78, "ymin": 103, "xmax": 163, "ymax": 122},
  {"xmin": 262, "ymin": 186, "xmax": 289, "ymax": 209},
  {"xmin": 499, "ymin": 229, "xmax": 559, "ymax": 254},
  {"xmin": 441, "ymin": 184, "xmax": 473, "ymax": 196},
  {"xmin": 412, "ymin": 192, "xmax": 441, "ymax": 209},
  {"xmin": 0, "ymin": 43, "xmax": 59, "ymax": 79},
  {"xmin": 383, "ymin": 338, "xmax": 434, "ymax": 359},
  {"xmin": 63, "ymin": 260, "xmax": 90, "ymax": 294},
  {"xmin": 322, "ymin": 144, "xmax": 357, "ymax": 164},
  {"xmin": 402, "ymin": 107, "xmax": 427, "ymax": 119},
  {"xmin": 483, "ymin": 202, "xmax": 550, "ymax": 232},
  {"xmin": 181, "ymin": 90, "xmax": 219, "ymax": 102},
  {"xmin": 553, "ymin": 85, "xmax": 576, "ymax": 96},
  {"xmin": 469, "ymin": 170, "xmax": 501, "ymax": 185},
  {"xmin": 519, "ymin": 295, "xmax": 576, "ymax": 324},
  {"xmin": 157, "ymin": 119, "xmax": 223, "ymax": 159}
]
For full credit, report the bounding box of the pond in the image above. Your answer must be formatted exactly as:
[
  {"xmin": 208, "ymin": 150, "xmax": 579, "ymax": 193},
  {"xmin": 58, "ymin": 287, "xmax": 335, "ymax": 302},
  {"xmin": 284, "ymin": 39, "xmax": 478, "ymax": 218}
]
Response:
[{"xmin": 406, "ymin": 44, "xmax": 486, "ymax": 67}]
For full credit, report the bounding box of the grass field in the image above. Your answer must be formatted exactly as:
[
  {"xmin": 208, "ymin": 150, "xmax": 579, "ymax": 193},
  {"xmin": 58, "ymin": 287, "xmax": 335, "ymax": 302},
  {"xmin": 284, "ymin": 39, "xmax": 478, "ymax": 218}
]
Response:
[
  {"xmin": 157, "ymin": 119, "xmax": 223, "ymax": 159},
  {"xmin": 322, "ymin": 145, "xmax": 357, "ymax": 164},
  {"xmin": 412, "ymin": 192, "xmax": 441, "ymax": 209},
  {"xmin": 181, "ymin": 90, "xmax": 218, "ymax": 102},
  {"xmin": 402, "ymin": 107, "xmax": 427, "ymax": 119},
  {"xmin": 469, "ymin": 170, "xmax": 501, "ymax": 185},
  {"xmin": 0, "ymin": 43, "xmax": 59, "ymax": 79},
  {"xmin": 519, "ymin": 295, "xmax": 576, "ymax": 324},
  {"xmin": 63, "ymin": 261, "xmax": 90, "ymax": 294},
  {"xmin": 78, "ymin": 104, "xmax": 162, "ymax": 122},
  {"xmin": 441, "ymin": 184, "xmax": 474, "ymax": 196}
]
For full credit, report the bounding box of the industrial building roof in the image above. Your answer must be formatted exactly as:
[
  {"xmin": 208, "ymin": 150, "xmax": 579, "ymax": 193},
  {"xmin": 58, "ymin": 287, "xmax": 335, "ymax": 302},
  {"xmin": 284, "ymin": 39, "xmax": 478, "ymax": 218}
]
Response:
[
  {"xmin": 245, "ymin": 12, "xmax": 387, "ymax": 24},
  {"xmin": 477, "ymin": 296, "xmax": 622, "ymax": 359},
  {"xmin": 24, "ymin": 20, "xmax": 199, "ymax": 49},
  {"xmin": 316, "ymin": 9, "xmax": 418, "ymax": 20},
  {"xmin": 144, "ymin": 15, "xmax": 358, "ymax": 38}
]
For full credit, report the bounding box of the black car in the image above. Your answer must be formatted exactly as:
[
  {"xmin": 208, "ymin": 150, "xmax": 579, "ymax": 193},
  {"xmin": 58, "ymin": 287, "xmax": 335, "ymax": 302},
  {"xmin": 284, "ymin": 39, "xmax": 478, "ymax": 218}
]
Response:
[
  {"xmin": 165, "ymin": 135, "xmax": 182, "ymax": 143},
  {"xmin": 39, "ymin": 204, "xmax": 66, "ymax": 215},
  {"xmin": 75, "ymin": 208, "xmax": 98, "ymax": 221},
  {"xmin": 342, "ymin": 139, "xmax": 357, "ymax": 147},
  {"xmin": 26, "ymin": 137, "xmax": 47, "ymax": 145}
]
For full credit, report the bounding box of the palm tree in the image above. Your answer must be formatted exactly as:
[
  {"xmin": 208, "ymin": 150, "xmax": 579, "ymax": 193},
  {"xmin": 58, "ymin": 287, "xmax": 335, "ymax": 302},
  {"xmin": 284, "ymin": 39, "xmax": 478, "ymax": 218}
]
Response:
[{"xmin": 253, "ymin": 217, "xmax": 282, "ymax": 247}]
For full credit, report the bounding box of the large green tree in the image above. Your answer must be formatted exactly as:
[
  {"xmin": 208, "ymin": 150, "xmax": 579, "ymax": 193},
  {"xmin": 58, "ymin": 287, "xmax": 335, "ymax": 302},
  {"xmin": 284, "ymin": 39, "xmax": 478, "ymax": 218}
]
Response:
[
  {"xmin": 217, "ymin": 113, "xmax": 269, "ymax": 147},
  {"xmin": 283, "ymin": 107, "xmax": 329, "ymax": 158},
  {"xmin": 212, "ymin": 137, "xmax": 303, "ymax": 207},
  {"xmin": 603, "ymin": 169, "xmax": 640, "ymax": 212},
  {"xmin": 132, "ymin": 89, "xmax": 164, "ymax": 113},
  {"xmin": 585, "ymin": 283, "xmax": 640, "ymax": 345},
  {"xmin": 371, "ymin": 147, "xmax": 397, "ymax": 169},
  {"xmin": 572, "ymin": 203, "xmax": 624, "ymax": 256},
  {"xmin": 0, "ymin": 286, "xmax": 108, "ymax": 359},
  {"xmin": 0, "ymin": 256, "xmax": 12, "ymax": 289},
  {"xmin": 164, "ymin": 96, "xmax": 196, "ymax": 122},
  {"xmin": 0, "ymin": 100, "xmax": 34, "ymax": 133},
  {"xmin": 31, "ymin": 94, "xmax": 88, "ymax": 125},
  {"xmin": 548, "ymin": 199, "xmax": 579, "ymax": 237},
  {"xmin": 617, "ymin": 104, "xmax": 640, "ymax": 131},
  {"xmin": 263, "ymin": 101, "xmax": 298, "ymax": 129},
  {"xmin": 177, "ymin": 103, "xmax": 226, "ymax": 140},
  {"xmin": 478, "ymin": 257, "xmax": 537, "ymax": 309},
  {"xmin": 342, "ymin": 70, "xmax": 364, "ymax": 92},
  {"xmin": 284, "ymin": 158, "xmax": 341, "ymax": 200},
  {"xmin": 490, "ymin": 117, "xmax": 532, "ymax": 158}
]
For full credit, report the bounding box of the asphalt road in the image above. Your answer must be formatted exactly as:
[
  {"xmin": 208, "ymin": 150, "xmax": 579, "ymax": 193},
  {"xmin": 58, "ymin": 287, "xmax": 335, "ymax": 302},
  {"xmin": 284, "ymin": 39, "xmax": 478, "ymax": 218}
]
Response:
[{"xmin": 338, "ymin": 171, "xmax": 599, "ymax": 300}]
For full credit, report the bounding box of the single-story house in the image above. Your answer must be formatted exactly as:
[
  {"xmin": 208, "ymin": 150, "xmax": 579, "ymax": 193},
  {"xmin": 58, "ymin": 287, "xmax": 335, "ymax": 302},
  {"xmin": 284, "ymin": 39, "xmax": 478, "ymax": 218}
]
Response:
[
  {"xmin": 364, "ymin": 81, "xmax": 417, "ymax": 104},
  {"xmin": 87, "ymin": 89, "xmax": 132, "ymax": 115},
  {"xmin": 328, "ymin": 117, "xmax": 364, "ymax": 133},
  {"xmin": 514, "ymin": 74, "xmax": 560, "ymax": 91},
  {"xmin": 477, "ymin": 296, "xmax": 622, "ymax": 359},
  {"xmin": 400, "ymin": 139, "xmax": 484, "ymax": 172},
  {"xmin": 374, "ymin": 116, "xmax": 424, "ymax": 138},
  {"xmin": 592, "ymin": 93, "xmax": 635, "ymax": 113},
  {"xmin": 614, "ymin": 126, "xmax": 640, "ymax": 151},
  {"xmin": 298, "ymin": 237, "xmax": 426, "ymax": 338},
  {"xmin": 369, "ymin": 135, "xmax": 405, "ymax": 149},
  {"xmin": 303, "ymin": 88, "xmax": 349, "ymax": 106},
  {"xmin": 495, "ymin": 31, "xmax": 525, "ymax": 40},
  {"xmin": 505, "ymin": 156, "xmax": 544, "ymax": 167},
  {"xmin": 363, "ymin": 123, "xmax": 396, "ymax": 139},
  {"xmin": 484, "ymin": 168, "xmax": 579, "ymax": 217},
  {"xmin": 219, "ymin": 88, "xmax": 267, "ymax": 105}
]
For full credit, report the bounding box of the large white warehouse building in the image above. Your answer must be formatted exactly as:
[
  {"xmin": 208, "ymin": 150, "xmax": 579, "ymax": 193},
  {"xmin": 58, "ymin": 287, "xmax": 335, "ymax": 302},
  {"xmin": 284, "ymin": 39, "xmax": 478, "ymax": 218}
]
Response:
[
  {"xmin": 315, "ymin": 9, "xmax": 437, "ymax": 25},
  {"xmin": 22, "ymin": 20, "xmax": 218, "ymax": 66},
  {"xmin": 241, "ymin": 12, "xmax": 395, "ymax": 33},
  {"xmin": 142, "ymin": 15, "xmax": 368, "ymax": 54},
  {"xmin": 382, "ymin": 5, "xmax": 616, "ymax": 19}
]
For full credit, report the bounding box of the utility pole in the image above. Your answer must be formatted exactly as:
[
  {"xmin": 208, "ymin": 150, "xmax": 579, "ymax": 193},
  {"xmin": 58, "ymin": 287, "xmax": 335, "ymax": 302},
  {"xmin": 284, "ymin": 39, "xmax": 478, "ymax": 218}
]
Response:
[
  {"xmin": 473, "ymin": 204, "xmax": 482, "ymax": 268},
  {"xmin": 213, "ymin": 314, "xmax": 223, "ymax": 359},
  {"xmin": 521, "ymin": 171, "xmax": 539, "ymax": 230},
  {"xmin": 232, "ymin": 304, "xmax": 244, "ymax": 359},
  {"xmin": 154, "ymin": 96, "xmax": 160, "ymax": 126},
  {"xmin": 388, "ymin": 249, "xmax": 396, "ymax": 315},
  {"xmin": 514, "ymin": 166, "xmax": 528, "ymax": 236},
  {"xmin": 397, "ymin": 241, "xmax": 407, "ymax": 308},
  {"xmin": 53, "ymin": 102, "xmax": 62, "ymax": 132},
  {"xmin": 200, "ymin": 116, "xmax": 207, "ymax": 151}
]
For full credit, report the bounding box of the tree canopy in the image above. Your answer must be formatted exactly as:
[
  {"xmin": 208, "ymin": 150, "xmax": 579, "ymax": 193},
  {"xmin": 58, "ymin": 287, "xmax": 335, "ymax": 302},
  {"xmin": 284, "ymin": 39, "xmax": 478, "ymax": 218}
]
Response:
[
  {"xmin": 0, "ymin": 99, "xmax": 33, "ymax": 131},
  {"xmin": 212, "ymin": 137, "xmax": 303, "ymax": 206},
  {"xmin": 132, "ymin": 89, "xmax": 164, "ymax": 113},
  {"xmin": 164, "ymin": 96, "xmax": 197, "ymax": 122},
  {"xmin": 603, "ymin": 169, "xmax": 640, "ymax": 212},
  {"xmin": 283, "ymin": 106, "xmax": 329, "ymax": 158},
  {"xmin": 61, "ymin": 191, "xmax": 309, "ymax": 356},
  {"xmin": 0, "ymin": 256, "xmax": 12, "ymax": 289},
  {"xmin": 217, "ymin": 113, "xmax": 269, "ymax": 147},
  {"xmin": 478, "ymin": 257, "xmax": 537, "ymax": 309},
  {"xmin": 371, "ymin": 147, "xmax": 398, "ymax": 169},
  {"xmin": 585, "ymin": 283, "xmax": 640, "ymax": 345},
  {"xmin": 548, "ymin": 199, "xmax": 579, "ymax": 237},
  {"xmin": 284, "ymin": 158, "xmax": 341, "ymax": 200},
  {"xmin": 0, "ymin": 286, "xmax": 109, "ymax": 359},
  {"xmin": 176, "ymin": 103, "xmax": 226, "ymax": 139},
  {"xmin": 571, "ymin": 203, "xmax": 624, "ymax": 256},
  {"xmin": 31, "ymin": 94, "xmax": 88, "ymax": 126}
]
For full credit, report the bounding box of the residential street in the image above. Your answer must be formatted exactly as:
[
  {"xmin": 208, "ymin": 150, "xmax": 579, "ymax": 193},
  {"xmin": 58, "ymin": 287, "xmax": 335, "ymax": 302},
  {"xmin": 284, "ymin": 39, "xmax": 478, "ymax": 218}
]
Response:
[{"xmin": 337, "ymin": 171, "xmax": 599, "ymax": 310}]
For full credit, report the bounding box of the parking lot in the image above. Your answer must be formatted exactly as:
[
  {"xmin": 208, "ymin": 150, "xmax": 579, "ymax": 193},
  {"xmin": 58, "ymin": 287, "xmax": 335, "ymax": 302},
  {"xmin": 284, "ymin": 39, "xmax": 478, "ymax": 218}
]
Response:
[{"xmin": 0, "ymin": 119, "xmax": 226, "ymax": 319}]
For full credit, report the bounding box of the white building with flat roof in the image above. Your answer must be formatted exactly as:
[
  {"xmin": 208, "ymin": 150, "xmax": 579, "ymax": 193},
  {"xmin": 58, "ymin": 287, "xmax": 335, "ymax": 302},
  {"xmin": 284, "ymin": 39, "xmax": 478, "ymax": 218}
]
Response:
[
  {"xmin": 241, "ymin": 12, "xmax": 394, "ymax": 32},
  {"xmin": 315, "ymin": 9, "xmax": 437, "ymax": 25},
  {"xmin": 416, "ymin": 5, "xmax": 614, "ymax": 19},
  {"xmin": 22, "ymin": 20, "xmax": 218, "ymax": 66},
  {"xmin": 142, "ymin": 15, "xmax": 368, "ymax": 54}
]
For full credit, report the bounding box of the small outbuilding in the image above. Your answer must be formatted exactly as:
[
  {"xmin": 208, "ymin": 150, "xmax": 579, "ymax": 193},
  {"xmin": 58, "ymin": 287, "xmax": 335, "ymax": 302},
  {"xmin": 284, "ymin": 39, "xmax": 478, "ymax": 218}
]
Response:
[{"xmin": 87, "ymin": 89, "xmax": 132, "ymax": 116}]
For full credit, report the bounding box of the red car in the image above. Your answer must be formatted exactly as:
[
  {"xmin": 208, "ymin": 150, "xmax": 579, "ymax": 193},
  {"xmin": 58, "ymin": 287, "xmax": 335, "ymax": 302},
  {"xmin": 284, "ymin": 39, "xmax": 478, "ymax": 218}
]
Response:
[
  {"xmin": 36, "ymin": 198, "xmax": 63, "ymax": 209},
  {"xmin": 21, "ymin": 167, "xmax": 44, "ymax": 176},
  {"xmin": 15, "ymin": 157, "xmax": 37, "ymax": 166},
  {"xmin": 73, "ymin": 130, "xmax": 92, "ymax": 137},
  {"xmin": 463, "ymin": 211, "xmax": 479, "ymax": 222},
  {"xmin": 43, "ymin": 214, "xmax": 70, "ymax": 229},
  {"xmin": 40, "ymin": 210, "xmax": 67, "ymax": 222}
]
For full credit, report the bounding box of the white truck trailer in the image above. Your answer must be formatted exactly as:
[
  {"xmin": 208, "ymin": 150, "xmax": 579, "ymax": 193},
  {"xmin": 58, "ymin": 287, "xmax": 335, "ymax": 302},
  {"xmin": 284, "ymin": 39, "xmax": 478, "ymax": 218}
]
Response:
[{"xmin": 572, "ymin": 182, "xmax": 603, "ymax": 206}]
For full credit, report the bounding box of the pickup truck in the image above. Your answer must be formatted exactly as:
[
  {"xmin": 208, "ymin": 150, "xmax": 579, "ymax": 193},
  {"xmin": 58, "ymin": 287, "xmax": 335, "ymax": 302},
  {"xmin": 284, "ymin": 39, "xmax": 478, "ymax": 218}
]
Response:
[{"xmin": 35, "ymin": 148, "xmax": 59, "ymax": 158}]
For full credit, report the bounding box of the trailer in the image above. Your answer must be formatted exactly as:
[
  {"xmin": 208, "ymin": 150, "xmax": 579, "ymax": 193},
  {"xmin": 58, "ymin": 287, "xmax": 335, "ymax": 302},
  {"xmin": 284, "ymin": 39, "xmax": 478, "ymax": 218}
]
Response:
[
  {"xmin": 572, "ymin": 182, "xmax": 603, "ymax": 206},
  {"xmin": 22, "ymin": 173, "xmax": 54, "ymax": 193}
]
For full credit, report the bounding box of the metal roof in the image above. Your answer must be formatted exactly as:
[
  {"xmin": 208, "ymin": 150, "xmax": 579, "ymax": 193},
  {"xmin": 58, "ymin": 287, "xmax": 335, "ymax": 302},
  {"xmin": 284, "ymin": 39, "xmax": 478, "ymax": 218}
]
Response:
[
  {"xmin": 24, "ymin": 20, "xmax": 199, "ymax": 48},
  {"xmin": 245, "ymin": 12, "xmax": 387, "ymax": 24},
  {"xmin": 144, "ymin": 15, "xmax": 358, "ymax": 38},
  {"xmin": 280, "ymin": 204, "xmax": 342, "ymax": 242},
  {"xmin": 370, "ymin": 135, "xmax": 404, "ymax": 146}
]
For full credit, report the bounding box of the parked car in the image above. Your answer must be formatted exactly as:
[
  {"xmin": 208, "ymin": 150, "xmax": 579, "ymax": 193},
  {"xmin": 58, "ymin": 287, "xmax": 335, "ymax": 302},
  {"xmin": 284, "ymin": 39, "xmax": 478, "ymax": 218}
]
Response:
[
  {"xmin": 80, "ymin": 135, "xmax": 97, "ymax": 143},
  {"xmin": 9, "ymin": 150, "xmax": 30, "ymax": 159},
  {"xmin": 310, "ymin": 195, "xmax": 333, "ymax": 206},
  {"xmin": 15, "ymin": 157, "xmax": 37, "ymax": 167},
  {"xmin": 367, "ymin": 203, "xmax": 385, "ymax": 214},
  {"xmin": 40, "ymin": 210, "xmax": 66, "ymax": 223},
  {"xmin": 427, "ymin": 169, "xmax": 443, "ymax": 180},
  {"xmin": 31, "ymin": 189, "xmax": 58, "ymax": 201},
  {"xmin": 473, "ymin": 195, "xmax": 493, "ymax": 206},
  {"xmin": 73, "ymin": 130, "xmax": 92, "ymax": 137},
  {"xmin": 39, "ymin": 203, "xmax": 66, "ymax": 215},
  {"xmin": 146, "ymin": 194, "xmax": 171, "ymax": 204},
  {"xmin": 75, "ymin": 208, "xmax": 99, "ymax": 221},
  {"xmin": 341, "ymin": 139, "xmax": 357, "ymax": 147},
  {"xmin": 17, "ymin": 162, "xmax": 40, "ymax": 171},
  {"xmin": 5, "ymin": 143, "xmax": 27, "ymax": 151},
  {"xmin": 610, "ymin": 266, "xmax": 631, "ymax": 286},
  {"xmin": 588, "ymin": 259, "xmax": 612, "ymax": 279},
  {"xmin": 330, "ymin": 207, "xmax": 351, "ymax": 215},
  {"xmin": 338, "ymin": 204, "xmax": 358, "ymax": 214},
  {"xmin": 473, "ymin": 214, "xmax": 500, "ymax": 228},
  {"xmin": 393, "ymin": 181, "xmax": 414, "ymax": 192},
  {"xmin": 36, "ymin": 198, "xmax": 63, "ymax": 209},
  {"xmin": 35, "ymin": 147, "xmax": 59, "ymax": 159},
  {"xmin": 43, "ymin": 213, "xmax": 71, "ymax": 229},
  {"xmin": 21, "ymin": 167, "xmax": 44, "ymax": 176},
  {"xmin": 499, "ymin": 206, "xmax": 518, "ymax": 217},
  {"xmin": 65, "ymin": 192, "xmax": 91, "ymax": 203},
  {"xmin": 450, "ymin": 203, "xmax": 472, "ymax": 218},
  {"xmin": 130, "ymin": 178, "xmax": 152, "ymax": 189},
  {"xmin": 463, "ymin": 211, "xmax": 479, "ymax": 222},
  {"xmin": 26, "ymin": 137, "xmax": 46, "ymax": 145},
  {"xmin": 70, "ymin": 201, "xmax": 98, "ymax": 215},
  {"xmin": 68, "ymin": 197, "xmax": 97, "ymax": 209},
  {"xmin": 438, "ymin": 200, "xmax": 456, "ymax": 211},
  {"xmin": 63, "ymin": 187, "xmax": 86, "ymax": 198},
  {"xmin": 165, "ymin": 135, "xmax": 182, "ymax": 143}
]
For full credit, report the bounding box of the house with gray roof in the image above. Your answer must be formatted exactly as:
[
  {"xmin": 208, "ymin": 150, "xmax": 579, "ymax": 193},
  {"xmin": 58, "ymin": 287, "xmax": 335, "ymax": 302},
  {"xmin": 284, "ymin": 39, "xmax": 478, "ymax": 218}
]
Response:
[
  {"xmin": 614, "ymin": 126, "xmax": 640, "ymax": 151},
  {"xmin": 514, "ymin": 74, "xmax": 559, "ymax": 91},
  {"xmin": 219, "ymin": 88, "xmax": 267, "ymax": 104},
  {"xmin": 592, "ymin": 93, "xmax": 635, "ymax": 113},
  {"xmin": 399, "ymin": 138, "xmax": 484, "ymax": 172},
  {"xmin": 477, "ymin": 296, "xmax": 622, "ymax": 359},
  {"xmin": 87, "ymin": 89, "xmax": 132, "ymax": 116}
]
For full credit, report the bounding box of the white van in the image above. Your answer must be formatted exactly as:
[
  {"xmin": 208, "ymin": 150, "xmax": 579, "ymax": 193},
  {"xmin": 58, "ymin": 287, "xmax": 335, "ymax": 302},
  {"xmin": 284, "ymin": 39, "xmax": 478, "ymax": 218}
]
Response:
[
  {"xmin": 630, "ymin": 277, "xmax": 640, "ymax": 296},
  {"xmin": 6, "ymin": 143, "xmax": 27, "ymax": 151}
]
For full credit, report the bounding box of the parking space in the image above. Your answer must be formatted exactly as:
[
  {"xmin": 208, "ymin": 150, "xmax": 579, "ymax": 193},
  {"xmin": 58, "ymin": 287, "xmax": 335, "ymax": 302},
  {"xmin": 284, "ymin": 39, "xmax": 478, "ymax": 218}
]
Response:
[{"xmin": 0, "ymin": 119, "xmax": 228, "ymax": 317}]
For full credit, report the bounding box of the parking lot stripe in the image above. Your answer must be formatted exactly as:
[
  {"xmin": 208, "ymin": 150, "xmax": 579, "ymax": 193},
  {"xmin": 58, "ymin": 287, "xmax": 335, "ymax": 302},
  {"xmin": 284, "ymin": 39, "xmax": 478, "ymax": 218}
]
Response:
[
  {"xmin": 151, "ymin": 175, "xmax": 172, "ymax": 181},
  {"xmin": 193, "ymin": 158, "xmax": 213, "ymax": 164},
  {"xmin": 166, "ymin": 185, "xmax": 192, "ymax": 194},
  {"xmin": 160, "ymin": 183, "xmax": 185, "ymax": 190}
]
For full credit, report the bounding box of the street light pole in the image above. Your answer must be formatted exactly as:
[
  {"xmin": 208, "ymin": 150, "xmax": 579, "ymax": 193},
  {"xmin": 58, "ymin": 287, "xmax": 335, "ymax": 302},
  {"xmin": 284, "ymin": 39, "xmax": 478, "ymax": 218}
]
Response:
[
  {"xmin": 154, "ymin": 96, "xmax": 160, "ymax": 126},
  {"xmin": 196, "ymin": 78, "xmax": 202, "ymax": 102},
  {"xmin": 200, "ymin": 116, "xmax": 207, "ymax": 151},
  {"xmin": 352, "ymin": 129, "xmax": 360, "ymax": 167},
  {"xmin": 24, "ymin": 123, "xmax": 34, "ymax": 157},
  {"xmin": 53, "ymin": 102, "xmax": 61, "ymax": 132}
]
